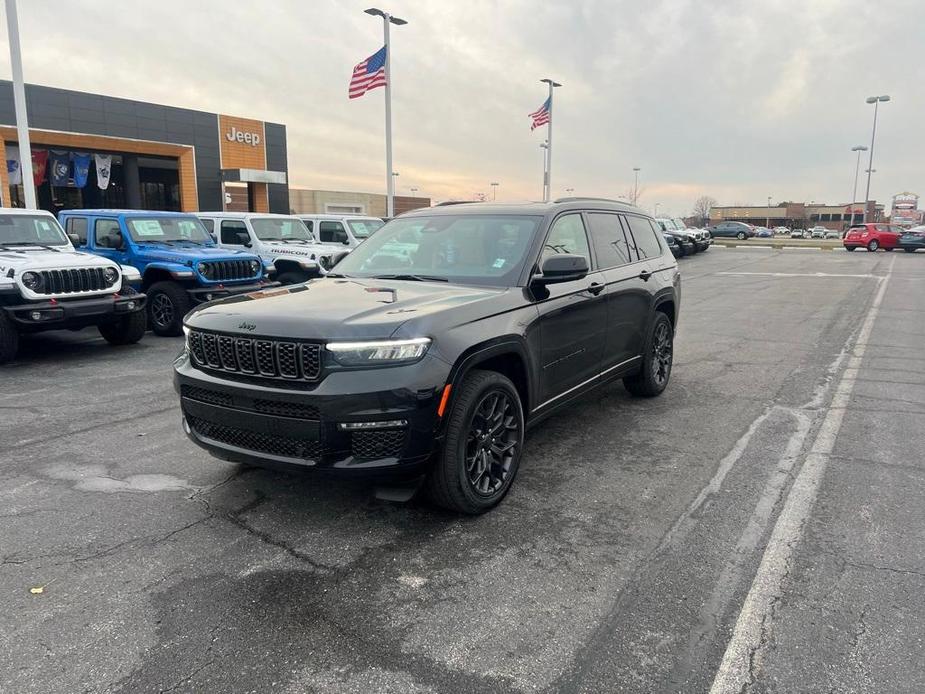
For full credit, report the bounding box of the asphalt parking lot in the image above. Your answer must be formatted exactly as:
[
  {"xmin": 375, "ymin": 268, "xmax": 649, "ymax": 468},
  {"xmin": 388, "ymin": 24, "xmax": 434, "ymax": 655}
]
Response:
[{"xmin": 2, "ymin": 247, "xmax": 924, "ymax": 694}]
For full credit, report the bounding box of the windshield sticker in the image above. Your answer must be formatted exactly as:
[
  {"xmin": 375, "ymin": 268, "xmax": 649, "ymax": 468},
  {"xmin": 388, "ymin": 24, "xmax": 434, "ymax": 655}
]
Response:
[
  {"xmin": 133, "ymin": 220, "xmax": 165, "ymax": 236},
  {"xmin": 493, "ymin": 258, "xmax": 506, "ymax": 268}
]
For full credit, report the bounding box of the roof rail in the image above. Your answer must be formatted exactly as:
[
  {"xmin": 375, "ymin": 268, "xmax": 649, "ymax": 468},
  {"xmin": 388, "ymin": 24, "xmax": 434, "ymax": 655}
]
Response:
[
  {"xmin": 552, "ymin": 196, "xmax": 630, "ymax": 204},
  {"xmin": 435, "ymin": 200, "xmax": 480, "ymax": 206}
]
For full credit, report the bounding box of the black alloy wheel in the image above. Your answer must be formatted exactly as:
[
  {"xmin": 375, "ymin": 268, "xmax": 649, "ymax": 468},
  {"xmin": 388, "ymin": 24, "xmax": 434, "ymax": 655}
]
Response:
[
  {"xmin": 624, "ymin": 312, "xmax": 674, "ymax": 397},
  {"xmin": 464, "ymin": 390, "xmax": 519, "ymax": 497},
  {"xmin": 651, "ymin": 319, "xmax": 673, "ymax": 388},
  {"xmin": 151, "ymin": 293, "xmax": 174, "ymax": 329},
  {"xmin": 428, "ymin": 370, "xmax": 524, "ymax": 514},
  {"xmin": 146, "ymin": 281, "xmax": 191, "ymax": 337}
]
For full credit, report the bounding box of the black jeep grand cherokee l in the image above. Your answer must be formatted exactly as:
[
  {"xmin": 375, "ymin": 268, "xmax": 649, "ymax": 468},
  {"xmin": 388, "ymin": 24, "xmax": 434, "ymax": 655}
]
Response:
[{"xmin": 174, "ymin": 199, "xmax": 680, "ymax": 514}]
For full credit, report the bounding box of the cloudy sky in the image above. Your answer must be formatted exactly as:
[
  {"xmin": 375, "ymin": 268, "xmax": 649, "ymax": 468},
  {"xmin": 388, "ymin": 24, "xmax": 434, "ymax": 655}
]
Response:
[{"xmin": 3, "ymin": 0, "xmax": 923, "ymax": 215}]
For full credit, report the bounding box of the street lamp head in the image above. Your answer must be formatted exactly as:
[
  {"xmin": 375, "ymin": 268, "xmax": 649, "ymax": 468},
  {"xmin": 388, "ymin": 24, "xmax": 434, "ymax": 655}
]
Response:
[
  {"xmin": 851, "ymin": 145, "xmax": 868, "ymax": 152},
  {"xmin": 540, "ymin": 78, "xmax": 562, "ymax": 87},
  {"xmin": 879, "ymin": 95, "xmax": 890, "ymax": 102},
  {"xmin": 365, "ymin": 8, "xmax": 406, "ymax": 24},
  {"xmin": 633, "ymin": 167, "xmax": 641, "ymax": 172}
]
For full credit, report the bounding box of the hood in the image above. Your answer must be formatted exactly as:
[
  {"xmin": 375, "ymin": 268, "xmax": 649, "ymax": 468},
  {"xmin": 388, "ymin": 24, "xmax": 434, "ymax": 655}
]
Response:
[
  {"xmin": 0, "ymin": 246, "xmax": 116, "ymax": 273},
  {"xmin": 185, "ymin": 276, "xmax": 507, "ymax": 340},
  {"xmin": 135, "ymin": 243, "xmax": 258, "ymax": 265}
]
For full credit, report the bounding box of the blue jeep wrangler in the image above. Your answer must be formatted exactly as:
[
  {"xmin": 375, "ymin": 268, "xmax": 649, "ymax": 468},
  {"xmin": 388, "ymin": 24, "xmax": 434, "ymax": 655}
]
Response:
[{"xmin": 59, "ymin": 210, "xmax": 275, "ymax": 336}]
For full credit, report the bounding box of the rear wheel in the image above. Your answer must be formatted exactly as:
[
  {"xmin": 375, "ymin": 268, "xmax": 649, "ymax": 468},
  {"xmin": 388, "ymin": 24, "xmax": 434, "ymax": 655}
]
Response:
[
  {"xmin": 736, "ymin": 231, "xmax": 747, "ymax": 240},
  {"xmin": 428, "ymin": 370, "xmax": 524, "ymax": 515},
  {"xmin": 0, "ymin": 311, "xmax": 20, "ymax": 364},
  {"xmin": 867, "ymin": 239, "xmax": 879, "ymax": 252},
  {"xmin": 624, "ymin": 312, "xmax": 674, "ymax": 397},
  {"xmin": 904, "ymin": 248, "xmax": 916, "ymax": 253},
  {"xmin": 846, "ymin": 246, "xmax": 856, "ymax": 252},
  {"xmin": 147, "ymin": 281, "xmax": 190, "ymax": 337}
]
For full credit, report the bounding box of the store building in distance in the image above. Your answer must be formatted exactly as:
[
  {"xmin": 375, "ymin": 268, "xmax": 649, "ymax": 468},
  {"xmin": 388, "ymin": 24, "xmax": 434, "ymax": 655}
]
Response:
[
  {"xmin": 0, "ymin": 81, "xmax": 288, "ymax": 214},
  {"xmin": 289, "ymin": 187, "xmax": 431, "ymax": 217}
]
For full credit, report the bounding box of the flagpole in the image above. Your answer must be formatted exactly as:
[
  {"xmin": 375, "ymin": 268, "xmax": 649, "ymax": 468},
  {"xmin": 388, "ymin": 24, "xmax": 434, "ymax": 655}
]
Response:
[
  {"xmin": 540, "ymin": 79, "xmax": 561, "ymax": 203},
  {"xmin": 365, "ymin": 8, "xmax": 406, "ymax": 218},
  {"xmin": 5, "ymin": 0, "xmax": 36, "ymax": 209}
]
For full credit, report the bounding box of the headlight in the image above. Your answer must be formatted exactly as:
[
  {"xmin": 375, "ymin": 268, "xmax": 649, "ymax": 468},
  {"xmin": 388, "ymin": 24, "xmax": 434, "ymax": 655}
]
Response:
[
  {"xmin": 103, "ymin": 267, "xmax": 119, "ymax": 286},
  {"xmin": 250, "ymin": 260, "xmax": 261, "ymax": 275},
  {"xmin": 21, "ymin": 271, "xmax": 43, "ymax": 291},
  {"xmin": 326, "ymin": 337, "xmax": 431, "ymax": 366},
  {"xmin": 319, "ymin": 255, "xmax": 333, "ymax": 270},
  {"xmin": 197, "ymin": 262, "xmax": 212, "ymax": 278}
]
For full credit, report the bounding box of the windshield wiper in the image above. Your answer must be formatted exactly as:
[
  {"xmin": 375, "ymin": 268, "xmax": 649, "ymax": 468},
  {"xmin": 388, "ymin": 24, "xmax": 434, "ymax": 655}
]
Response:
[
  {"xmin": 324, "ymin": 272, "xmax": 350, "ymax": 278},
  {"xmin": 0, "ymin": 241, "xmax": 61, "ymax": 251},
  {"xmin": 372, "ymin": 273, "xmax": 448, "ymax": 282}
]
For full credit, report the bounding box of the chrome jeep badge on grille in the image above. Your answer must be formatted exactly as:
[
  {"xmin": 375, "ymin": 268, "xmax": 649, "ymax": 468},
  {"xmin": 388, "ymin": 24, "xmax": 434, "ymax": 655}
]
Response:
[{"xmin": 238, "ymin": 322, "xmax": 256, "ymax": 331}]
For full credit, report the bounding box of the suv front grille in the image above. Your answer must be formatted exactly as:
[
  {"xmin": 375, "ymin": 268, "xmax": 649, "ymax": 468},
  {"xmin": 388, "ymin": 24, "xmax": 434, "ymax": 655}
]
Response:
[
  {"xmin": 34, "ymin": 268, "xmax": 109, "ymax": 295},
  {"xmin": 201, "ymin": 260, "xmax": 258, "ymax": 282},
  {"xmin": 188, "ymin": 329, "xmax": 322, "ymax": 382},
  {"xmin": 187, "ymin": 416, "xmax": 321, "ymax": 460}
]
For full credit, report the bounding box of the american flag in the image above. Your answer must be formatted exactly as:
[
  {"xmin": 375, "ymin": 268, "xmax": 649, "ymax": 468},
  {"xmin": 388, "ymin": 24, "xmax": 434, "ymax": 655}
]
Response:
[
  {"xmin": 529, "ymin": 97, "xmax": 551, "ymax": 130},
  {"xmin": 349, "ymin": 46, "xmax": 387, "ymax": 99}
]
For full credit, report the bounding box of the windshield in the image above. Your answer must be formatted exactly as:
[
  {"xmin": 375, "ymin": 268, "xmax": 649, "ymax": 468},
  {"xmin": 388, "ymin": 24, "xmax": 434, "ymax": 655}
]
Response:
[
  {"xmin": 0, "ymin": 214, "xmax": 69, "ymax": 246},
  {"xmin": 347, "ymin": 218, "xmax": 384, "ymax": 238},
  {"xmin": 332, "ymin": 214, "xmax": 541, "ymax": 286},
  {"xmin": 125, "ymin": 217, "xmax": 212, "ymax": 244},
  {"xmin": 251, "ymin": 217, "xmax": 314, "ymax": 242}
]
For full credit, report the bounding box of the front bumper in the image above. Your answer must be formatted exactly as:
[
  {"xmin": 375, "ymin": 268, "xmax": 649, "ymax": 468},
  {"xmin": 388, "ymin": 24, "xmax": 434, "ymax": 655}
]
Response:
[
  {"xmin": 187, "ymin": 280, "xmax": 280, "ymax": 304},
  {"xmin": 2, "ymin": 292, "xmax": 146, "ymax": 330},
  {"xmin": 173, "ymin": 352, "xmax": 452, "ymax": 478}
]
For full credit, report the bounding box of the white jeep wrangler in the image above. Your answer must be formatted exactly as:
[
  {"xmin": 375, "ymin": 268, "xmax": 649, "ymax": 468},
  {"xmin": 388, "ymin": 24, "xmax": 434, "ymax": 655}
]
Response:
[
  {"xmin": 197, "ymin": 212, "xmax": 351, "ymax": 285},
  {"xmin": 0, "ymin": 208, "xmax": 146, "ymax": 363}
]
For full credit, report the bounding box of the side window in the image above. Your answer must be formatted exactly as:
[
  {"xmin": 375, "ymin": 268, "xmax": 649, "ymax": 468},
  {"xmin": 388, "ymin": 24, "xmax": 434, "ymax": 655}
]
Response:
[
  {"xmin": 624, "ymin": 215, "xmax": 664, "ymax": 259},
  {"xmin": 302, "ymin": 219, "xmax": 313, "ymax": 232},
  {"xmin": 200, "ymin": 219, "xmax": 214, "ymax": 233},
  {"xmin": 221, "ymin": 220, "xmax": 249, "ymax": 245},
  {"xmin": 319, "ymin": 221, "xmax": 348, "ymax": 243},
  {"xmin": 65, "ymin": 217, "xmax": 88, "ymax": 245},
  {"xmin": 586, "ymin": 213, "xmax": 631, "ymax": 268},
  {"xmin": 93, "ymin": 219, "xmax": 122, "ymax": 248},
  {"xmin": 542, "ymin": 214, "xmax": 590, "ymax": 263}
]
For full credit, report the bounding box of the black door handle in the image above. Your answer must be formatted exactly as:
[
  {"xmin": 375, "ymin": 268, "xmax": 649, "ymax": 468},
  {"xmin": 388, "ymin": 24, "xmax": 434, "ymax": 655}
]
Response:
[
  {"xmin": 638, "ymin": 270, "xmax": 652, "ymax": 281},
  {"xmin": 588, "ymin": 282, "xmax": 605, "ymax": 296}
]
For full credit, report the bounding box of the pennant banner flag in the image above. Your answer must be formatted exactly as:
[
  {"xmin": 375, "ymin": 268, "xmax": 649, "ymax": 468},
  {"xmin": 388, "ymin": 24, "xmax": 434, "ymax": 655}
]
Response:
[
  {"xmin": 94, "ymin": 153, "xmax": 112, "ymax": 190},
  {"xmin": 49, "ymin": 150, "xmax": 71, "ymax": 186},
  {"xmin": 5, "ymin": 145, "xmax": 21, "ymax": 186},
  {"xmin": 31, "ymin": 149, "xmax": 48, "ymax": 186},
  {"xmin": 72, "ymin": 152, "xmax": 91, "ymax": 188}
]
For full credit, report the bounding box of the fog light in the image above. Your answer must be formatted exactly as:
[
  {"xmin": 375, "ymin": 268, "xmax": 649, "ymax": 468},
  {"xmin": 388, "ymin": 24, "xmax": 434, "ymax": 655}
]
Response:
[
  {"xmin": 126, "ymin": 301, "xmax": 136, "ymax": 310},
  {"xmin": 338, "ymin": 420, "xmax": 407, "ymax": 430},
  {"xmin": 30, "ymin": 311, "xmax": 42, "ymax": 321},
  {"xmin": 204, "ymin": 293, "xmax": 213, "ymax": 301}
]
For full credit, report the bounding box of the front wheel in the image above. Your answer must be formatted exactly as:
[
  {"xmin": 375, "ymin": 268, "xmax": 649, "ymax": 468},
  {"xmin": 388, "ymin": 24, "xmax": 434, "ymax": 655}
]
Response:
[
  {"xmin": 867, "ymin": 240, "xmax": 880, "ymax": 252},
  {"xmin": 0, "ymin": 311, "xmax": 20, "ymax": 364},
  {"xmin": 624, "ymin": 312, "xmax": 674, "ymax": 397},
  {"xmin": 99, "ymin": 309, "xmax": 146, "ymax": 345},
  {"xmin": 428, "ymin": 370, "xmax": 524, "ymax": 514},
  {"xmin": 904, "ymin": 248, "xmax": 916, "ymax": 253},
  {"xmin": 147, "ymin": 281, "xmax": 191, "ymax": 337}
]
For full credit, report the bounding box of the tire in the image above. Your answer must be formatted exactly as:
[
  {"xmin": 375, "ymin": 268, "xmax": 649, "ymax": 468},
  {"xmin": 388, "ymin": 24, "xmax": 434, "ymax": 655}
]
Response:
[
  {"xmin": 0, "ymin": 310, "xmax": 20, "ymax": 364},
  {"xmin": 904, "ymin": 248, "xmax": 916, "ymax": 253},
  {"xmin": 427, "ymin": 370, "xmax": 525, "ymax": 515},
  {"xmin": 846, "ymin": 246, "xmax": 856, "ymax": 252},
  {"xmin": 867, "ymin": 240, "xmax": 879, "ymax": 252},
  {"xmin": 736, "ymin": 231, "xmax": 747, "ymax": 240},
  {"xmin": 277, "ymin": 271, "xmax": 311, "ymax": 285},
  {"xmin": 884, "ymin": 247, "xmax": 894, "ymax": 252},
  {"xmin": 624, "ymin": 312, "xmax": 674, "ymax": 397},
  {"xmin": 99, "ymin": 309, "xmax": 146, "ymax": 345},
  {"xmin": 147, "ymin": 281, "xmax": 191, "ymax": 337}
]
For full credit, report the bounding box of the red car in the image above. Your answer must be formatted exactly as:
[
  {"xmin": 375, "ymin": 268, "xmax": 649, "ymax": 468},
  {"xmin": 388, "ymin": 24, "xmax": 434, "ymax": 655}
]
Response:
[{"xmin": 843, "ymin": 223, "xmax": 902, "ymax": 252}]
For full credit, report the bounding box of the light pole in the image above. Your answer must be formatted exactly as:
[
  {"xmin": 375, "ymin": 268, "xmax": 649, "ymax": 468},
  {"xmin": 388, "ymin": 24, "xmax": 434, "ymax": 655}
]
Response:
[
  {"xmin": 490, "ymin": 182, "xmax": 499, "ymax": 201},
  {"xmin": 654, "ymin": 202, "xmax": 661, "ymax": 216},
  {"xmin": 633, "ymin": 167, "xmax": 641, "ymax": 205},
  {"xmin": 364, "ymin": 7, "xmax": 407, "ymax": 218},
  {"xmin": 5, "ymin": 0, "xmax": 36, "ymax": 208},
  {"xmin": 540, "ymin": 78, "xmax": 562, "ymax": 202},
  {"xmin": 850, "ymin": 145, "xmax": 868, "ymax": 225},
  {"xmin": 766, "ymin": 196, "xmax": 772, "ymax": 228},
  {"xmin": 410, "ymin": 186, "xmax": 418, "ymax": 197},
  {"xmin": 862, "ymin": 95, "xmax": 890, "ymax": 223},
  {"xmin": 540, "ymin": 141, "xmax": 549, "ymax": 199}
]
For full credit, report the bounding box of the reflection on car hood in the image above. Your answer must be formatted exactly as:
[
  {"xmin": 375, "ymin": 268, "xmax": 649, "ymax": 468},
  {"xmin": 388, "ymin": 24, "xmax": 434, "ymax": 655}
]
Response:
[
  {"xmin": 0, "ymin": 247, "xmax": 115, "ymax": 271},
  {"xmin": 185, "ymin": 276, "xmax": 508, "ymax": 341}
]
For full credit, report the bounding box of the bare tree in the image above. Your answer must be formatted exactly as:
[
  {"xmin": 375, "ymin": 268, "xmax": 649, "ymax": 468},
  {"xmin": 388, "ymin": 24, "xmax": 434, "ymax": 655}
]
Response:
[{"xmin": 692, "ymin": 195, "xmax": 717, "ymax": 227}]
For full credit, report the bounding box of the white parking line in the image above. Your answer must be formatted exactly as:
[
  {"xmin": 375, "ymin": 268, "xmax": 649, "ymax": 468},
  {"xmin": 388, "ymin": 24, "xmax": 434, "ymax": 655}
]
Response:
[
  {"xmin": 708, "ymin": 255, "xmax": 895, "ymax": 694},
  {"xmin": 719, "ymin": 271, "xmax": 878, "ymax": 279}
]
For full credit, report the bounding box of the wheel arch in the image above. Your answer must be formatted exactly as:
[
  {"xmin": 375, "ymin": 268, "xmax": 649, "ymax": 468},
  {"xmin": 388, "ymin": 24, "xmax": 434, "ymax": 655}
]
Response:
[{"xmin": 444, "ymin": 337, "xmax": 534, "ymax": 420}]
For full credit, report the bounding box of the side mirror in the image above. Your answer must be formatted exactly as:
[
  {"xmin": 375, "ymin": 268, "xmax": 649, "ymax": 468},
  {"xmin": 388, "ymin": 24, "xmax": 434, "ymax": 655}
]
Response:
[
  {"xmin": 67, "ymin": 233, "xmax": 80, "ymax": 246},
  {"xmin": 341, "ymin": 236, "xmax": 351, "ymax": 245},
  {"xmin": 112, "ymin": 230, "xmax": 125, "ymax": 250},
  {"xmin": 533, "ymin": 253, "xmax": 589, "ymax": 286},
  {"xmin": 236, "ymin": 231, "xmax": 252, "ymax": 247}
]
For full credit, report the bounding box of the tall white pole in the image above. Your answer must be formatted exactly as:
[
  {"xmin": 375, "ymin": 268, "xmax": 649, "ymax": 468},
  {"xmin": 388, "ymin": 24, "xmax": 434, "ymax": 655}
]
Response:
[
  {"xmin": 862, "ymin": 96, "xmax": 889, "ymax": 223},
  {"xmin": 544, "ymin": 81, "xmax": 554, "ymax": 202},
  {"xmin": 5, "ymin": 0, "xmax": 36, "ymax": 209},
  {"xmin": 382, "ymin": 14, "xmax": 394, "ymax": 218}
]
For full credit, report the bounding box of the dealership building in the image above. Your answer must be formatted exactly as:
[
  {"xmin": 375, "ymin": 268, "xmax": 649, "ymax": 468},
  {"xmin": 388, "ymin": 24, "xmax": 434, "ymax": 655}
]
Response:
[
  {"xmin": 709, "ymin": 201, "xmax": 885, "ymax": 230},
  {"xmin": 1, "ymin": 81, "xmax": 289, "ymax": 214}
]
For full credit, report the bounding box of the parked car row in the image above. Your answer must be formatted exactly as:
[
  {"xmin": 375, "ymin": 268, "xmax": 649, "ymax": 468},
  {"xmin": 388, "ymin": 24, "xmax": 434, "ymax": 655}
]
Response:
[
  {"xmin": 655, "ymin": 217, "xmax": 712, "ymax": 258},
  {"xmin": 0, "ymin": 207, "xmax": 387, "ymax": 362}
]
